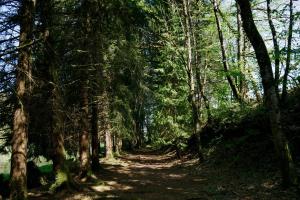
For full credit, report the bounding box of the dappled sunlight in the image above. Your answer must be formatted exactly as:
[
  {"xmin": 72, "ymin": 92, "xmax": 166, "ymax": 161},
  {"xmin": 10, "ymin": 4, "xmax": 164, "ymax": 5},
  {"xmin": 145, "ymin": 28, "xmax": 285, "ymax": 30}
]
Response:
[
  {"xmin": 90, "ymin": 150, "xmax": 298, "ymax": 200},
  {"xmin": 90, "ymin": 181, "xmax": 133, "ymax": 192},
  {"xmin": 87, "ymin": 150, "xmax": 210, "ymax": 199},
  {"xmin": 192, "ymin": 178, "xmax": 207, "ymax": 182},
  {"xmin": 24, "ymin": 150, "xmax": 299, "ymax": 200},
  {"xmin": 261, "ymin": 180, "xmax": 279, "ymax": 189},
  {"xmin": 1, "ymin": 0, "xmax": 299, "ymax": 199},
  {"xmin": 64, "ymin": 194, "xmax": 94, "ymax": 200},
  {"xmin": 168, "ymin": 173, "xmax": 185, "ymax": 178}
]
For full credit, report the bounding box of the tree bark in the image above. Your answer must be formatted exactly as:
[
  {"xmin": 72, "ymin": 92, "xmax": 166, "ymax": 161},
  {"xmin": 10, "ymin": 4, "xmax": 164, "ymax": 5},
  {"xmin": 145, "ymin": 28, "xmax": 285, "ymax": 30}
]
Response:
[
  {"xmin": 78, "ymin": 0, "xmax": 93, "ymax": 178},
  {"xmin": 196, "ymin": 63, "xmax": 211, "ymax": 123},
  {"xmin": 82, "ymin": 0, "xmax": 102, "ymax": 172},
  {"xmin": 281, "ymin": 0, "xmax": 294, "ymax": 103},
  {"xmin": 182, "ymin": 0, "xmax": 203, "ymax": 161},
  {"xmin": 39, "ymin": 0, "xmax": 68, "ymax": 177},
  {"xmin": 213, "ymin": 0, "xmax": 241, "ymax": 102},
  {"xmin": 10, "ymin": 1, "xmax": 35, "ymax": 199},
  {"xmin": 114, "ymin": 136, "xmax": 122, "ymax": 155},
  {"xmin": 91, "ymin": 100, "xmax": 100, "ymax": 171},
  {"xmin": 237, "ymin": 0, "xmax": 297, "ymax": 187},
  {"xmin": 266, "ymin": 0, "xmax": 280, "ymax": 97},
  {"xmin": 134, "ymin": 102, "xmax": 144, "ymax": 149},
  {"xmin": 79, "ymin": 78, "xmax": 90, "ymax": 178},
  {"xmin": 99, "ymin": 74, "xmax": 113, "ymax": 159},
  {"xmin": 236, "ymin": 3, "xmax": 247, "ymax": 99},
  {"xmin": 190, "ymin": 9, "xmax": 211, "ymax": 124},
  {"xmin": 105, "ymin": 122, "xmax": 113, "ymax": 159}
]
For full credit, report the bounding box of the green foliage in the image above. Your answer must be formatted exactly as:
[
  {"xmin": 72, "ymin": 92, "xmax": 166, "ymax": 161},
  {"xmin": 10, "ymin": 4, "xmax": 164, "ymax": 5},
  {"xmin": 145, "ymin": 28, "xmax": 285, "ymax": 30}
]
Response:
[
  {"xmin": 39, "ymin": 164, "xmax": 53, "ymax": 175},
  {"xmin": 210, "ymin": 102, "xmax": 266, "ymax": 131},
  {"xmin": 0, "ymin": 0, "xmax": 299, "ymax": 193},
  {"xmin": 0, "ymin": 173, "xmax": 9, "ymax": 182},
  {"xmin": 49, "ymin": 169, "xmax": 69, "ymax": 192}
]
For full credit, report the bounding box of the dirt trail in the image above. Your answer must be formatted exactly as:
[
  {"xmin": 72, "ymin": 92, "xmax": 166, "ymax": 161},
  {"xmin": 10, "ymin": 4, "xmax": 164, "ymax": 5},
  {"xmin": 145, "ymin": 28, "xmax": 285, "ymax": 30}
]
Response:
[
  {"xmin": 94, "ymin": 151, "xmax": 208, "ymax": 200},
  {"xmin": 29, "ymin": 150, "xmax": 298, "ymax": 200}
]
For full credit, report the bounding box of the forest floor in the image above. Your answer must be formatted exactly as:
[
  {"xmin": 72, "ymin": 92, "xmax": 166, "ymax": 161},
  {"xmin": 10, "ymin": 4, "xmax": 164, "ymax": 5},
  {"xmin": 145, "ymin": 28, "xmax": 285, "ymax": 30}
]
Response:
[{"xmin": 28, "ymin": 149, "xmax": 299, "ymax": 200}]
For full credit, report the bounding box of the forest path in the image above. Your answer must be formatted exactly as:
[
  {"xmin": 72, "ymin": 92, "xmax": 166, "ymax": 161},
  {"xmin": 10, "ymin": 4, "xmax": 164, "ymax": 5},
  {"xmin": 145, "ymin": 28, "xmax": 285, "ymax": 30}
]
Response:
[
  {"xmin": 92, "ymin": 150, "xmax": 210, "ymax": 200},
  {"xmin": 29, "ymin": 149, "xmax": 298, "ymax": 200}
]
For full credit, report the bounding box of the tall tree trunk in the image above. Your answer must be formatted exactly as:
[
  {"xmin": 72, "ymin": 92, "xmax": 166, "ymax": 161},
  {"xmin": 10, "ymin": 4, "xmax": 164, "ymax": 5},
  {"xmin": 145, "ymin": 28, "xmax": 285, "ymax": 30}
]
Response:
[
  {"xmin": 40, "ymin": 0, "xmax": 68, "ymax": 179},
  {"xmin": 182, "ymin": 0, "xmax": 203, "ymax": 161},
  {"xmin": 91, "ymin": 100, "xmax": 100, "ymax": 171},
  {"xmin": 50, "ymin": 92, "xmax": 66, "ymax": 174},
  {"xmin": 203, "ymin": 55, "xmax": 212, "ymax": 121},
  {"xmin": 236, "ymin": 2, "xmax": 241, "ymax": 90},
  {"xmin": 237, "ymin": 0, "xmax": 297, "ymax": 187},
  {"xmin": 281, "ymin": 0, "xmax": 294, "ymax": 103},
  {"xmin": 266, "ymin": 0, "xmax": 280, "ymax": 97},
  {"xmin": 213, "ymin": 0, "xmax": 241, "ymax": 102},
  {"xmin": 191, "ymin": 12, "xmax": 211, "ymax": 124},
  {"xmin": 236, "ymin": 3, "xmax": 247, "ymax": 99},
  {"xmin": 100, "ymin": 77, "xmax": 113, "ymax": 159},
  {"xmin": 79, "ymin": 78, "xmax": 90, "ymax": 178},
  {"xmin": 39, "ymin": 0, "xmax": 77, "ymax": 191},
  {"xmin": 241, "ymin": 34, "xmax": 249, "ymax": 100},
  {"xmin": 10, "ymin": 0, "xmax": 35, "ymax": 199},
  {"xmin": 196, "ymin": 65, "xmax": 211, "ymax": 123},
  {"xmin": 105, "ymin": 117, "xmax": 113, "ymax": 159},
  {"xmin": 50, "ymin": 97, "xmax": 67, "ymax": 174},
  {"xmin": 114, "ymin": 136, "xmax": 122, "ymax": 155},
  {"xmin": 194, "ymin": 46, "xmax": 211, "ymax": 123},
  {"xmin": 134, "ymin": 102, "xmax": 144, "ymax": 149},
  {"xmin": 78, "ymin": 0, "xmax": 93, "ymax": 178},
  {"xmin": 84, "ymin": 0, "xmax": 102, "ymax": 172}
]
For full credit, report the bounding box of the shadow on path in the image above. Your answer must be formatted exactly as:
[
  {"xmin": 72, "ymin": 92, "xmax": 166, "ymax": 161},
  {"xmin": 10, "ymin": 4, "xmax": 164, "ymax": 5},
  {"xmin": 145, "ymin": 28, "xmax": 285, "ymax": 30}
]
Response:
[{"xmin": 29, "ymin": 149, "xmax": 299, "ymax": 200}]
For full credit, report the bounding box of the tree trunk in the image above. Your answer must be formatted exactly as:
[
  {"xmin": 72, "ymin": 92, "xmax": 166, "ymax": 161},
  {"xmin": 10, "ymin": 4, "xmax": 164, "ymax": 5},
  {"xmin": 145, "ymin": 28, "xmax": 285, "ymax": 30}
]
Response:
[
  {"xmin": 38, "ymin": 0, "xmax": 76, "ymax": 192},
  {"xmin": 50, "ymin": 89, "xmax": 66, "ymax": 178},
  {"xmin": 78, "ymin": 0, "xmax": 94, "ymax": 178},
  {"xmin": 213, "ymin": 0, "xmax": 241, "ymax": 102},
  {"xmin": 50, "ymin": 86, "xmax": 69, "ymax": 190},
  {"xmin": 79, "ymin": 79, "xmax": 90, "ymax": 178},
  {"xmin": 91, "ymin": 100, "xmax": 100, "ymax": 171},
  {"xmin": 115, "ymin": 137, "xmax": 122, "ymax": 155},
  {"xmin": 191, "ymin": 10, "xmax": 211, "ymax": 124},
  {"xmin": 241, "ymin": 34, "xmax": 249, "ymax": 99},
  {"xmin": 281, "ymin": 0, "xmax": 294, "ymax": 103},
  {"xmin": 105, "ymin": 127, "xmax": 113, "ymax": 159},
  {"xmin": 182, "ymin": 0, "xmax": 203, "ymax": 161},
  {"xmin": 100, "ymin": 82, "xmax": 113, "ymax": 159},
  {"xmin": 236, "ymin": 3, "xmax": 247, "ymax": 99},
  {"xmin": 237, "ymin": 0, "xmax": 297, "ymax": 187},
  {"xmin": 134, "ymin": 102, "xmax": 144, "ymax": 149},
  {"xmin": 39, "ymin": 0, "xmax": 68, "ymax": 178},
  {"xmin": 195, "ymin": 64, "xmax": 211, "ymax": 124},
  {"xmin": 266, "ymin": 0, "xmax": 280, "ymax": 97},
  {"xmin": 10, "ymin": 1, "xmax": 35, "ymax": 199}
]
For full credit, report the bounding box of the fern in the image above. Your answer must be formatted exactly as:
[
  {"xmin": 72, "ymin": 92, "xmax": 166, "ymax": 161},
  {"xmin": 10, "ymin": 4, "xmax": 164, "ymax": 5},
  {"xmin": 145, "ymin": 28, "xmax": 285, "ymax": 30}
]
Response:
[{"xmin": 49, "ymin": 169, "xmax": 68, "ymax": 192}]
